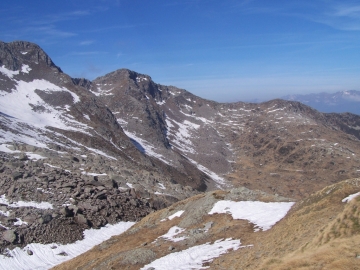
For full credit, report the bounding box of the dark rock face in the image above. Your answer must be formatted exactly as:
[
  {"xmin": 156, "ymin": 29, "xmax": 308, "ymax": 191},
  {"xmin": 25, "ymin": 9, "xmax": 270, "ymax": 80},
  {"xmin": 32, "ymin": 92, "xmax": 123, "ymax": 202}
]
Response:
[
  {"xmin": 0, "ymin": 41, "xmax": 61, "ymax": 72},
  {"xmin": 91, "ymin": 69, "xmax": 170, "ymax": 150}
]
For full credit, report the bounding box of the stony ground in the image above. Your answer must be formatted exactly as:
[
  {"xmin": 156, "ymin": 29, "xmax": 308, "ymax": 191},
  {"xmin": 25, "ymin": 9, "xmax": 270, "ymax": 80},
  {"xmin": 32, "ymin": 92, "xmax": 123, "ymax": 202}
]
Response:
[{"xmin": 0, "ymin": 146, "xmax": 200, "ymax": 255}]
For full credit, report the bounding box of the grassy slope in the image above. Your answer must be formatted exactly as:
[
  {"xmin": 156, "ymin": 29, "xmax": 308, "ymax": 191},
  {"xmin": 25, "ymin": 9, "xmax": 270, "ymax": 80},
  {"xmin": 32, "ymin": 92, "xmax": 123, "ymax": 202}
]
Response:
[
  {"xmin": 53, "ymin": 179, "xmax": 360, "ymax": 270},
  {"xmin": 218, "ymin": 178, "xmax": 360, "ymax": 270}
]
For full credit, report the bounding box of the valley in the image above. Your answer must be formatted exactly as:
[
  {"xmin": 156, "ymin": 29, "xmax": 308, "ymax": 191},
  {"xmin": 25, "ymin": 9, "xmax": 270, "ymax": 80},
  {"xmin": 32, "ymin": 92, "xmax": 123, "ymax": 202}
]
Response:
[{"xmin": 1, "ymin": 40, "xmax": 360, "ymax": 269}]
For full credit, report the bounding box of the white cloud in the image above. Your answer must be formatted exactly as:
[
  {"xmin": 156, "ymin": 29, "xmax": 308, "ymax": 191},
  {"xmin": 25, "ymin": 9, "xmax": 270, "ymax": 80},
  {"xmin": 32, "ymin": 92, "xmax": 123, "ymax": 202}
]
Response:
[{"xmin": 79, "ymin": 40, "xmax": 94, "ymax": 46}]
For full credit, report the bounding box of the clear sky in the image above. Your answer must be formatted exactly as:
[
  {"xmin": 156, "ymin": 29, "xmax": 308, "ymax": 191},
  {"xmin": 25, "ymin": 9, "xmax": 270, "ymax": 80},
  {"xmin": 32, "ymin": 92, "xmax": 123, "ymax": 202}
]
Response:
[{"xmin": 1, "ymin": 0, "xmax": 360, "ymax": 102}]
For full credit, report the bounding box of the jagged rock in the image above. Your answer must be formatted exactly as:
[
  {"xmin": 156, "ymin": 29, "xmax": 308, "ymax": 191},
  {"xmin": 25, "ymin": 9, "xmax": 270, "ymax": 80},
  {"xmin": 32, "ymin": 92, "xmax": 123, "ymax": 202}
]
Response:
[
  {"xmin": 39, "ymin": 214, "xmax": 52, "ymax": 224},
  {"xmin": 59, "ymin": 207, "xmax": 74, "ymax": 217},
  {"xmin": 130, "ymin": 188, "xmax": 138, "ymax": 198},
  {"xmin": 12, "ymin": 171, "xmax": 23, "ymax": 180},
  {"xmin": 133, "ymin": 184, "xmax": 150, "ymax": 198},
  {"xmin": 2, "ymin": 230, "xmax": 16, "ymax": 243},
  {"xmin": 106, "ymin": 197, "xmax": 118, "ymax": 207},
  {"xmin": 18, "ymin": 153, "xmax": 28, "ymax": 161},
  {"xmin": 95, "ymin": 191, "xmax": 107, "ymax": 200},
  {"xmin": 75, "ymin": 214, "xmax": 88, "ymax": 225}
]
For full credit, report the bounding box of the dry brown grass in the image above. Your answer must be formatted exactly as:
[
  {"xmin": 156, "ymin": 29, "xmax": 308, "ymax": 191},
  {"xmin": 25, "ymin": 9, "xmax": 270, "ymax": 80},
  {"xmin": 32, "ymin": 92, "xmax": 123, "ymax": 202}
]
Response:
[
  {"xmin": 260, "ymin": 236, "xmax": 360, "ymax": 270},
  {"xmin": 260, "ymin": 194, "xmax": 360, "ymax": 270},
  {"xmin": 213, "ymin": 178, "xmax": 360, "ymax": 270}
]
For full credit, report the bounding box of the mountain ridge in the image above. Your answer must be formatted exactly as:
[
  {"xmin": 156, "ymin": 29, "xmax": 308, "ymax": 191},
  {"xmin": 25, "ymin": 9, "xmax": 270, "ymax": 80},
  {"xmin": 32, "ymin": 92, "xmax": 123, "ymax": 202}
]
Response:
[{"xmin": 1, "ymin": 40, "xmax": 360, "ymax": 268}]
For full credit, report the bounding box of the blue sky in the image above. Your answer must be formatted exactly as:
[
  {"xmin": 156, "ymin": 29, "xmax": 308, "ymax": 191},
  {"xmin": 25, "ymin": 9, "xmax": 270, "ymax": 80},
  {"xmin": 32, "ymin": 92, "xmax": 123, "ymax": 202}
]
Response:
[{"xmin": 1, "ymin": 0, "xmax": 360, "ymax": 102}]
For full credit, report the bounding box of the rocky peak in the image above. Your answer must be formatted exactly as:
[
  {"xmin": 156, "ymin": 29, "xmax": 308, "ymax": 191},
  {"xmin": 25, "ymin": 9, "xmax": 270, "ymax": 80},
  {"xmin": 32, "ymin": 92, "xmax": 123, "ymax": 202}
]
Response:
[
  {"xmin": 0, "ymin": 41, "xmax": 62, "ymax": 72},
  {"xmin": 93, "ymin": 68, "xmax": 161, "ymax": 99},
  {"xmin": 72, "ymin": 77, "xmax": 92, "ymax": 90}
]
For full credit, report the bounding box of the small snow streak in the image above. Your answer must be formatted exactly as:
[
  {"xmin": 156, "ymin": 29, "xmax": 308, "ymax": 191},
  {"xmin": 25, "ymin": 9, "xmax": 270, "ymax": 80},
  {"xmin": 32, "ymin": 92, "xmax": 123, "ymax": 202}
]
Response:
[
  {"xmin": 159, "ymin": 226, "xmax": 187, "ymax": 242},
  {"xmin": 0, "ymin": 195, "xmax": 53, "ymax": 210},
  {"xmin": 342, "ymin": 192, "xmax": 360, "ymax": 203}
]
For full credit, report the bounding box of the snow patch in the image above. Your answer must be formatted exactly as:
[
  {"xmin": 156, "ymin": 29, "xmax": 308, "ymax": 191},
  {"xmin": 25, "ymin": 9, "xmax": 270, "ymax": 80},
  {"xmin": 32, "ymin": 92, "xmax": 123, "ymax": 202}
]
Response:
[
  {"xmin": 209, "ymin": 200, "xmax": 295, "ymax": 231},
  {"xmin": 81, "ymin": 172, "xmax": 107, "ymax": 176},
  {"xmin": 123, "ymin": 130, "xmax": 170, "ymax": 165},
  {"xmin": 158, "ymin": 183, "xmax": 166, "ymax": 190},
  {"xmin": 159, "ymin": 226, "xmax": 187, "ymax": 242},
  {"xmin": 186, "ymin": 157, "xmax": 226, "ymax": 187},
  {"xmin": 85, "ymin": 146, "xmax": 117, "ymax": 160},
  {"xmin": 0, "ymin": 195, "xmax": 53, "ymax": 210},
  {"xmin": 169, "ymin": 210, "xmax": 185, "ymax": 220},
  {"xmin": 0, "ymin": 79, "xmax": 83, "ymax": 134},
  {"xmin": 0, "ymin": 144, "xmax": 20, "ymax": 153},
  {"xmin": 342, "ymin": 192, "xmax": 360, "ymax": 203},
  {"xmin": 0, "ymin": 65, "xmax": 19, "ymax": 78},
  {"xmin": 0, "ymin": 210, "xmax": 10, "ymax": 217},
  {"xmin": 14, "ymin": 218, "xmax": 28, "ymax": 226},
  {"xmin": 165, "ymin": 118, "xmax": 199, "ymax": 154},
  {"xmin": 136, "ymin": 76, "xmax": 148, "ymax": 82},
  {"xmin": 267, "ymin": 107, "xmax": 286, "ymax": 113},
  {"xmin": 126, "ymin": 183, "xmax": 133, "ymax": 188},
  {"xmin": 24, "ymin": 152, "xmax": 45, "ymax": 160},
  {"xmin": 161, "ymin": 210, "xmax": 185, "ymax": 222},
  {"xmin": 156, "ymin": 100, "xmax": 166, "ymax": 105},
  {"xmin": 141, "ymin": 238, "xmax": 243, "ymax": 270},
  {"xmin": 21, "ymin": 64, "xmax": 31, "ymax": 74}
]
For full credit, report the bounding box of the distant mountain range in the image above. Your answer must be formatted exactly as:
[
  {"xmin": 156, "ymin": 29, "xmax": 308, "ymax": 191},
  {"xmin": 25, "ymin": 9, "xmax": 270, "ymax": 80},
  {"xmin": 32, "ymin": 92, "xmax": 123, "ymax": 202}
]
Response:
[{"xmin": 282, "ymin": 90, "xmax": 360, "ymax": 115}]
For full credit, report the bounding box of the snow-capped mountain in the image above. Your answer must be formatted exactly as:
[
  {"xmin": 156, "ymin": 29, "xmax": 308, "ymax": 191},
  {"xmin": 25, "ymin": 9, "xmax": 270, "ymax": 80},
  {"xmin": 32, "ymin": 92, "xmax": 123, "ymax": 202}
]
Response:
[
  {"xmin": 282, "ymin": 90, "xmax": 360, "ymax": 115},
  {"xmin": 1, "ymin": 41, "xmax": 360, "ymax": 268}
]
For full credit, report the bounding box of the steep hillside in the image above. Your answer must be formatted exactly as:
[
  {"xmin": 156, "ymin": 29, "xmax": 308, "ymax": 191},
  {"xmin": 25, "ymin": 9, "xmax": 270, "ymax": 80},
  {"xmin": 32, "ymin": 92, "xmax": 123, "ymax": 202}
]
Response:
[
  {"xmin": 88, "ymin": 69, "xmax": 360, "ymax": 199},
  {"xmin": 53, "ymin": 178, "xmax": 360, "ymax": 270}
]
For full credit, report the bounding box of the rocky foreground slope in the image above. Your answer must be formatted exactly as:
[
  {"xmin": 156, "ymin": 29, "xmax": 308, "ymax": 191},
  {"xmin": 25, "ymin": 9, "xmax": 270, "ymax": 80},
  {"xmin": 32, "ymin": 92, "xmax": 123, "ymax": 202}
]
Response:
[{"xmin": 1, "ymin": 40, "xmax": 360, "ymax": 268}]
